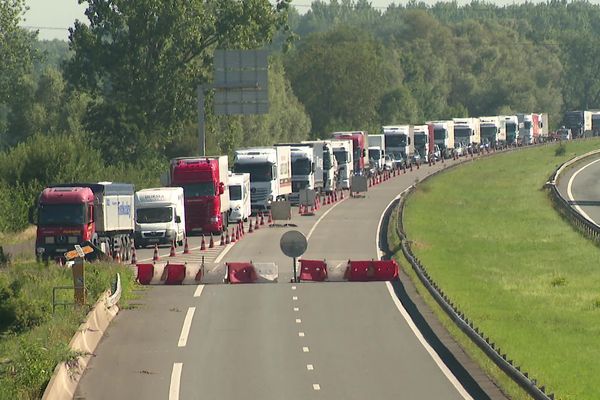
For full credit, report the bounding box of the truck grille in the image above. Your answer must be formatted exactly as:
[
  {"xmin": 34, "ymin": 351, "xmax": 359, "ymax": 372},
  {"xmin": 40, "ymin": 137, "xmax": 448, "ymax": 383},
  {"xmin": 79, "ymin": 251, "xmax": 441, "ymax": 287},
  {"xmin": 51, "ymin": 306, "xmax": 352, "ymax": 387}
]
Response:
[{"xmin": 251, "ymin": 187, "xmax": 270, "ymax": 204}]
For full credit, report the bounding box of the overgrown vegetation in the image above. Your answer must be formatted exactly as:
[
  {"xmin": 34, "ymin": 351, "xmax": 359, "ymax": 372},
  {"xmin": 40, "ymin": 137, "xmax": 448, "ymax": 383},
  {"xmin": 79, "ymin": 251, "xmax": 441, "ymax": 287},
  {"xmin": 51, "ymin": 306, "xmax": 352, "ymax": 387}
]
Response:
[
  {"xmin": 401, "ymin": 139, "xmax": 600, "ymax": 399},
  {"xmin": 0, "ymin": 261, "xmax": 136, "ymax": 399}
]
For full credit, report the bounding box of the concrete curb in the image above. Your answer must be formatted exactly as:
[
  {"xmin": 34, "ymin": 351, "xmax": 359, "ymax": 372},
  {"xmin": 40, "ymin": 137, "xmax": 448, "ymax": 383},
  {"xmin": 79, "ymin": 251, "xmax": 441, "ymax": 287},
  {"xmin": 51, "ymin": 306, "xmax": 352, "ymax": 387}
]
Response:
[{"xmin": 42, "ymin": 291, "xmax": 119, "ymax": 400}]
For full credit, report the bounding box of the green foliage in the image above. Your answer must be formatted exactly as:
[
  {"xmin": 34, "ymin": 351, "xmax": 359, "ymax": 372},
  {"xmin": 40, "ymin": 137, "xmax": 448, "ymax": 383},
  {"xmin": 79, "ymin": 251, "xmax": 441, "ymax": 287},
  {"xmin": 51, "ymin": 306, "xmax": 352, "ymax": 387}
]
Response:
[
  {"xmin": 555, "ymin": 142, "xmax": 567, "ymax": 156},
  {"xmin": 66, "ymin": 0, "xmax": 291, "ymax": 163}
]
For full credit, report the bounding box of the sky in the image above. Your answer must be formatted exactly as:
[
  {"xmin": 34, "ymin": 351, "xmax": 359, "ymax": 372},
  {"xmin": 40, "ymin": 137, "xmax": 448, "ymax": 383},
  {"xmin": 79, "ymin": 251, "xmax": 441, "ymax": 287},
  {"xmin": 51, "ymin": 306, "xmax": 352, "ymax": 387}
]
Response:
[{"xmin": 21, "ymin": 0, "xmax": 532, "ymax": 41}]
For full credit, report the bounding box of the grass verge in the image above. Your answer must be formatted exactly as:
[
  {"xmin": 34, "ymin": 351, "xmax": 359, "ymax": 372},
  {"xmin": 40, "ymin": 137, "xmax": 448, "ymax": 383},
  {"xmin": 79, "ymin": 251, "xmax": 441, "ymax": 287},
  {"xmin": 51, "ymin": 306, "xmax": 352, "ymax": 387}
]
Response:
[
  {"xmin": 394, "ymin": 139, "xmax": 600, "ymax": 400},
  {"xmin": 0, "ymin": 261, "xmax": 137, "ymax": 400}
]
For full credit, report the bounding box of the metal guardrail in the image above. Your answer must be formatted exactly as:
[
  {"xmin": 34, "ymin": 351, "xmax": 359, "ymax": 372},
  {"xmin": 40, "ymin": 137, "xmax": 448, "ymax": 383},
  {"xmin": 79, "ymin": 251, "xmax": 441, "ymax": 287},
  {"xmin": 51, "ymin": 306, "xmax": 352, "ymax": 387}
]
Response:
[{"xmin": 392, "ymin": 141, "xmax": 574, "ymax": 400}]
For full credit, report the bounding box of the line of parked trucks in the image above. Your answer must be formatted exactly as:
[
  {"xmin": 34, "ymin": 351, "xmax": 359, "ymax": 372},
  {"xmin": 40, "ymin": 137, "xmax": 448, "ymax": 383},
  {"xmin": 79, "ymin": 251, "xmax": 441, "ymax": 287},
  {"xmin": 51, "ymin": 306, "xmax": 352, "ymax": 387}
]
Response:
[{"xmin": 36, "ymin": 109, "xmax": 592, "ymax": 262}]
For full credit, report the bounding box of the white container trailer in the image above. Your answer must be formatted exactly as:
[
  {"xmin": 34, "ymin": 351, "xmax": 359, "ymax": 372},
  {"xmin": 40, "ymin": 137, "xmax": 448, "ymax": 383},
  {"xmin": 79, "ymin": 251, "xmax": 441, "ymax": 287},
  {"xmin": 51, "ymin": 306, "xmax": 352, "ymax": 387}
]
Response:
[
  {"xmin": 302, "ymin": 140, "xmax": 337, "ymax": 193},
  {"xmin": 428, "ymin": 120, "xmax": 455, "ymax": 158},
  {"xmin": 228, "ymin": 172, "xmax": 251, "ymax": 223},
  {"xmin": 479, "ymin": 116, "xmax": 506, "ymax": 147},
  {"xmin": 331, "ymin": 139, "xmax": 353, "ymax": 190},
  {"xmin": 134, "ymin": 187, "xmax": 186, "ymax": 248},
  {"xmin": 233, "ymin": 146, "xmax": 292, "ymax": 211},
  {"xmin": 453, "ymin": 118, "xmax": 480, "ymax": 146},
  {"xmin": 368, "ymin": 134, "xmax": 386, "ymax": 171},
  {"xmin": 382, "ymin": 125, "xmax": 413, "ymax": 165}
]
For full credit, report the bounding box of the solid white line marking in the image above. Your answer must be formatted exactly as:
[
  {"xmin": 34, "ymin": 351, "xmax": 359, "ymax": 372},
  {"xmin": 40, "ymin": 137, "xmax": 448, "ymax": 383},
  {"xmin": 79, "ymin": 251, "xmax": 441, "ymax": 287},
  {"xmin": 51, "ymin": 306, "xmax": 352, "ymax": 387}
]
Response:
[
  {"xmin": 295, "ymin": 318, "xmax": 302, "ymax": 324},
  {"xmin": 567, "ymin": 157, "xmax": 600, "ymax": 224},
  {"xmin": 169, "ymin": 363, "xmax": 183, "ymax": 400},
  {"xmin": 292, "ymin": 296, "xmax": 298, "ymax": 301},
  {"xmin": 385, "ymin": 283, "xmax": 473, "ymax": 400},
  {"xmin": 293, "ymin": 307, "xmax": 299, "ymax": 312},
  {"xmin": 299, "ymin": 332, "xmax": 305, "ymax": 337},
  {"xmin": 313, "ymin": 384, "xmax": 321, "ymax": 391},
  {"xmin": 375, "ymin": 186, "xmax": 413, "ymax": 259},
  {"xmin": 307, "ymin": 364, "xmax": 314, "ymax": 371},
  {"xmin": 303, "ymin": 346, "xmax": 310, "ymax": 353},
  {"xmin": 178, "ymin": 307, "xmax": 196, "ymax": 347},
  {"xmin": 214, "ymin": 243, "xmax": 234, "ymax": 263},
  {"xmin": 193, "ymin": 284, "xmax": 204, "ymax": 297},
  {"xmin": 306, "ymin": 195, "xmax": 348, "ymax": 240}
]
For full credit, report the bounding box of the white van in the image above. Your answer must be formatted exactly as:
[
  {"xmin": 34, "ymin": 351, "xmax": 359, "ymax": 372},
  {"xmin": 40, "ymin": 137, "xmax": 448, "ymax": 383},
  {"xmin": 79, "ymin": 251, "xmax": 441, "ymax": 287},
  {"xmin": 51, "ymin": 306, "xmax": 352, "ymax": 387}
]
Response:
[
  {"xmin": 228, "ymin": 172, "xmax": 251, "ymax": 223},
  {"xmin": 134, "ymin": 187, "xmax": 186, "ymax": 248}
]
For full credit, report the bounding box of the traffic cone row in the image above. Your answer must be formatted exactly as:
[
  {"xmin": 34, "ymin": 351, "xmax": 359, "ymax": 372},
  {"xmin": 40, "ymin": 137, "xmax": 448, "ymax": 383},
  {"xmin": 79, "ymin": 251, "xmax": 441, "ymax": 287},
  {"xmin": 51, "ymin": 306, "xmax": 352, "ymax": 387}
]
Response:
[
  {"xmin": 200, "ymin": 234, "xmax": 206, "ymax": 251},
  {"xmin": 184, "ymin": 236, "xmax": 191, "ymax": 254},
  {"xmin": 169, "ymin": 241, "xmax": 176, "ymax": 257},
  {"xmin": 153, "ymin": 244, "xmax": 160, "ymax": 262}
]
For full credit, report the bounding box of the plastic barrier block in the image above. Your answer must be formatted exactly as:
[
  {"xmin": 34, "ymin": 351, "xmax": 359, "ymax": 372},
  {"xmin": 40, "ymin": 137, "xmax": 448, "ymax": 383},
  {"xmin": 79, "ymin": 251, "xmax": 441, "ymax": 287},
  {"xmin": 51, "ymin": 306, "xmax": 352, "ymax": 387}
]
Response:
[
  {"xmin": 136, "ymin": 263, "xmax": 154, "ymax": 285},
  {"xmin": 299, "ymin": 259, "xmax": 328, "ymax": 282},
  {"xmin": 227, "ymin": 262, "xmax": 258, "ymax": 284},
  {"xmin": 347, "ymin": 260, "xmax": 398, "ymax": 282},
  {"xmin": 165, "ymin": 263, "xmax": 186, "ymax": 285}
]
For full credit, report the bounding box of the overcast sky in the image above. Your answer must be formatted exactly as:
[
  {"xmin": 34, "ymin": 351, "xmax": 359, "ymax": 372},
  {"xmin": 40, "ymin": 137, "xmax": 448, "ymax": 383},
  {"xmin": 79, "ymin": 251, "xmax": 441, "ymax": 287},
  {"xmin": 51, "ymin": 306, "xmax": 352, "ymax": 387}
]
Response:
[{"xmin": 22, "ymin": 0, "xmax": 540, "ymax": 41}]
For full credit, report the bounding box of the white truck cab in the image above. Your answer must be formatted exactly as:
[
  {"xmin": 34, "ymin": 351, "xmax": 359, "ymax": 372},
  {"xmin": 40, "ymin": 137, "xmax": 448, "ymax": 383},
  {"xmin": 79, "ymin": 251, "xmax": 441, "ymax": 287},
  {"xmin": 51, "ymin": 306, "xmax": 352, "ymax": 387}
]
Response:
[
  {"xmin": 228, "ymin": 172, "xmax": 251, "ymax": 222},
  {"xmin": 331, "ymin": 139, "xmax": 354, "ymax": 190},
  {"xmin": 134, "ymin": 187, "xmax": 186, "ymax": 248}
]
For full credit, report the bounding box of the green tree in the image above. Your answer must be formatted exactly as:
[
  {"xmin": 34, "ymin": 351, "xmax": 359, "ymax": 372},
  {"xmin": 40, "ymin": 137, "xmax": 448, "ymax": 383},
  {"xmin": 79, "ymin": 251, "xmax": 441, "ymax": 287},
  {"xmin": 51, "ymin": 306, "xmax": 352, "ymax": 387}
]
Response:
[{"xmin": 66, "ymin": 0, "xmax": 291, "ymax": 163}]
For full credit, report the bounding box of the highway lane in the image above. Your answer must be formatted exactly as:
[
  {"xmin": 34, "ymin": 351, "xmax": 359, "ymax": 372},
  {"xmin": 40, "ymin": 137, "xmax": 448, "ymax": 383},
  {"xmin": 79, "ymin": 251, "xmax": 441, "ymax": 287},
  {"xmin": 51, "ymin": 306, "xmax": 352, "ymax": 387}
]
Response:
[
  {"xmin": 76, "ymin": 156, "xmax": 504, "ymax": 400},
  {"xmin": 557, "ymin": 154, "xmax": 600, "ymax": 224}
]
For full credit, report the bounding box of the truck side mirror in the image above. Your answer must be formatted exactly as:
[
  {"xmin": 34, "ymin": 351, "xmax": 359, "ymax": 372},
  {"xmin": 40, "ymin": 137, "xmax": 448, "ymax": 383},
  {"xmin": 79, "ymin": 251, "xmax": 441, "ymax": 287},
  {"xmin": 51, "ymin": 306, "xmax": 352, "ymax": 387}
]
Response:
[
  {"xmin": 175, "ymin": 216, "xmax": 181, "ymax": 224},
  {"xmin": 218, "ymin": 182, "xmax": 225, "ymax": 195}
]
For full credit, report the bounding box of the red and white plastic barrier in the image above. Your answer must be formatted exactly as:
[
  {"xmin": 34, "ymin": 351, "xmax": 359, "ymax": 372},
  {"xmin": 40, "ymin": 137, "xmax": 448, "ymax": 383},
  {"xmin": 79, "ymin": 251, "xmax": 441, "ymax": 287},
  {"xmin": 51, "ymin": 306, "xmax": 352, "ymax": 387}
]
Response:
[
  {"xmin": 298, "ymin": 259, "xmax": 328, "ymax": 282},
  {"xmin": 345, "ymin": 260, "xmax": 399, "ymax": 282}
]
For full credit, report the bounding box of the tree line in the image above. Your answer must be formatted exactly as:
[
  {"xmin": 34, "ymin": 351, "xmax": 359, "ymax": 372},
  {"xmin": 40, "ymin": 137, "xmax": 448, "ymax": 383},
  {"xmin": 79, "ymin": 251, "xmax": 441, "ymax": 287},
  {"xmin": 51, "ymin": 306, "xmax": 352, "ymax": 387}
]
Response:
[{"xmin": 1, "ymin": 0, "xmax": 600, "ymax": 233}]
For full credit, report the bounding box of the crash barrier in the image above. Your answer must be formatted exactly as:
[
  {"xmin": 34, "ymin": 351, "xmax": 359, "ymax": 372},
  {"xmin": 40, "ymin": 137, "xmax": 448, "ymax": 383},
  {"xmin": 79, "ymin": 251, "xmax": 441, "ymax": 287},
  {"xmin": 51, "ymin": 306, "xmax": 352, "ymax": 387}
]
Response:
[
  {"xmin": 297, "ymin": 259, "xmax": 399, "ymax": 282},
  {"xmin": 132, "ymin": 261, "xmax": 278, "ymax": 285},
  {"xmin": 394, "ymin": 151, "xmax": 562, "ymax": 400},
  {"xmin": 546, "ymin": 148, "xmax": 600, "ymax": 245}
]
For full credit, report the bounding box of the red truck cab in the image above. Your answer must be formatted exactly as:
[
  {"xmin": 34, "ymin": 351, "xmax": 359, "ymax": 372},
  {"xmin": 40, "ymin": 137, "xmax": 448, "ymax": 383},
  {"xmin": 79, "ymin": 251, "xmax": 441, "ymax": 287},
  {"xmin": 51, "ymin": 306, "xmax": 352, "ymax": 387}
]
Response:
[
  {"xmin": 332, "ymin": 131, "xmax": 367, "ymax": 174},
  {"xmin": 35, "ymin": 187, "xmax": 95, "ymax": 261},
  {"xmin": 169, "ymin": 157, "xmax": 229, "ymax": 234}
]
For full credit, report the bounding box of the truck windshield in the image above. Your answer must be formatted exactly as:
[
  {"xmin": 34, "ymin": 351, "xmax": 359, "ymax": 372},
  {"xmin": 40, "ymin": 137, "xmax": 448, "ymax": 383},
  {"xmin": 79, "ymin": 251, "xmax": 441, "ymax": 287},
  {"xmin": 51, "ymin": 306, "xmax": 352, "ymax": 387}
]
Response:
[
  {"xmin": 233, "ymin": 162, "xmax": 273, "ymax": 182},
  {"xmin": 414, "ymin": 134, "xmax": 427, "ymax": 145},
  {"xmin": 481, "ymin": 126, "xmax": 497, "ymax": 138},
  {"xmin": 523, "ymin": 121, "xmax": 532, "ymax": 129},
  {"xmin": 506, "ymin": 122, "xmax": 517, "ymax": 134},
  {"xmin": 333, "ymin": 150, "xmax": 348, "ymax": 164},
  {"xmin": 137, "ymin": 207, "xmax": 173, "ymax": 223},
  {"xmin": 181, "ymin": 182, "xmax": 215, "ymax": 197},
  {"xmin": 433, "ymin": 128, "xmax": 446, "ymax": 140},
  {"xmin": 292, "ymin": 158, "xmax": 311, "ymax": 175},
  {"xmin": 39, "ymin": 204, "xmax": 85, "ymax": 225},
  {"xmin": 369, "ymin": 149, "xmax": 381, "ymax": 160},
  {"xmin": 454, "ymin": 127, "xmax": 471, "ymax": 140},
  {"xmin": 384, "ymin": 135, "xmax": 406, "ymax": 147},
  {"xmin": 229, "ymin": 185, "xmax": 242, "ymax": 201}
]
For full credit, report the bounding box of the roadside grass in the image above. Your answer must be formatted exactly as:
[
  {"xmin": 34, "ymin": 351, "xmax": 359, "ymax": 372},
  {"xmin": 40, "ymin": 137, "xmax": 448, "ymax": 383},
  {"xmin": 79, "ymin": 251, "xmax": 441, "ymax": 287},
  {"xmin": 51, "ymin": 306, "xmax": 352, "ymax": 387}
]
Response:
[
  {"xmin": 0, "ymin": 262, "xmax": 136, "ymax": 399},
  {"xmin": 0, "ymin": 226, "xmax": 36, "ymax": 246},
  {"xmin": 398, "ymin": 139, "xmax": 600, "ymax": 400}
]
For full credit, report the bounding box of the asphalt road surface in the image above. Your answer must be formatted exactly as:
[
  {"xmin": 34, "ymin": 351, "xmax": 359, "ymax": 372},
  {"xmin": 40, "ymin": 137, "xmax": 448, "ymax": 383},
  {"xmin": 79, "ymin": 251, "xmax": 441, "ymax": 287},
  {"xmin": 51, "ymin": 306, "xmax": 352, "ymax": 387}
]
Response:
[
  {"xmin": 556, "ymin": 154, "xmax": 600, "ymax": 225},
  {"xmin": 76, "ymin": 155, "xmax": 508, "ymax": 400}
]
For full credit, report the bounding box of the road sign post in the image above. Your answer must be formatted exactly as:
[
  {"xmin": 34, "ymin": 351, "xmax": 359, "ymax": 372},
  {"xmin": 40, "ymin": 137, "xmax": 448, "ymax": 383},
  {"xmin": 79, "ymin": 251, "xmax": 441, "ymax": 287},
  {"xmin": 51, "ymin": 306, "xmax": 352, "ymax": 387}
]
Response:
[
  {"xmin": 280, "ymin": 230, "xmax": 308, "ymax": 283},
  {"xmin": 71, "ymin": 257, "xmax": 86, "ymax": 306}
]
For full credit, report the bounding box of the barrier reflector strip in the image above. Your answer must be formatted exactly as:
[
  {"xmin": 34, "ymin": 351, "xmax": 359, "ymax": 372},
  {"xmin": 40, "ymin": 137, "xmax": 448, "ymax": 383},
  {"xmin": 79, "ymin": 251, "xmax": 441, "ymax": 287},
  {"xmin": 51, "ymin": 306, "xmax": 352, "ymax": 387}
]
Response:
[
  {"xmin": 227, "ymin": 262, "xmax": 258, "ymax": 284},
  {"xmin": 165, "ymin": 263, "xmax": 186, "ymax": 285},
  {"xmin": 347, "ymin": 260, "xmax": 399, "ymax": 281},
  {"xmin": 136, "ymin": 263, "xmax": 154, "ymax": 285},
  {"xmin": 298, "ymin": 259, "xmax": 328, "ymax": 282}
]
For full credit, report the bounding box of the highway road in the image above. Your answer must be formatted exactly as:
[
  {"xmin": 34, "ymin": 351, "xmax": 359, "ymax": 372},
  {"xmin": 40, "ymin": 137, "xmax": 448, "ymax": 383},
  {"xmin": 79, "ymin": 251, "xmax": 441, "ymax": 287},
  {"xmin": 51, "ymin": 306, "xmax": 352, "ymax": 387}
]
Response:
[
  {"xmin": 557, "ymin": 153, "xmax": 600, "ymax": 225},
  {"xmin": 75, "ymin": 157, "xmax": 507, "ymax": 400}
]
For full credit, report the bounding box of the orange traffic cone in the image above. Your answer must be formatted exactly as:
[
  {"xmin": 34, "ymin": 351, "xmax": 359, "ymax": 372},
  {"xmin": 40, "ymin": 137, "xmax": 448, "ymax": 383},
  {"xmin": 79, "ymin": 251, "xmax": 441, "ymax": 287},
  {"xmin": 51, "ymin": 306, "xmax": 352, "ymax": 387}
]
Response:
[
  {"xmin": 260, "ymin": 213, "xmax": 265, "ymax": 226},
  {"xmin": 268, "ymin": 212, "xmax": 273, "ymax": 225},
  {"xmin": 236, "ymin": 225, "xmax": 240, "ymax": 241},
  {"xmin": 153, "ymin": 244, "xmax": 160, "ymax": 262},
  {"xmin": 209, "ymin": 234, "xmax": 215, "ymax": 248},
  {"xmin": 220, "ymin": 231, "xmax": 226, "ymax": 246},
  {"xmin": 248, "ymin": 219, "xmax": 254, "ymax": 233},
  {"xmin": 225, "ymin": 229, "xmax": 231, "ymax": 244},
  {"xmin": 114, "ymin": 249, "xmax": 121, "ymax": 263},
  {"xmin": 169, "ymin": 241, "xmax": 176, "ymax": 257},
  {"xmin": 200, "ymin": 234, "xmax": 206, "ymax": 251},
  {"xmin": 254, "ymin": 216, "xmax": 260, "ymax": 230},
  {"xmin": 130, "ymin": 245, "xmax": 137, "ymax": 265},
  {"xmin": 183, "ymin": 236, "xmax": 191, "ymax": 254}
]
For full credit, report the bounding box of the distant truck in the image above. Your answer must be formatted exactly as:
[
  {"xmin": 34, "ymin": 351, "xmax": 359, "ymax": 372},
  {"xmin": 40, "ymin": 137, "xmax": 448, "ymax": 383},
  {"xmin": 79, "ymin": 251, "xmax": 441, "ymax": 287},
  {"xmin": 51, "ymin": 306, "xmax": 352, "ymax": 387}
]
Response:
[
  {"xmin": 303, "ymin": 140, "xmax": 337, "ymax": 193},
  {"xmin": 368, "ymin": 134, "xmax": 386, "ymax": 172},
  {"xmin": 233, "ymin": 146, "xmax": 292, "ymax": 211},
  {"xmin": 228, "ymin": 172, "xmax": 251, "ymax": 223},
  {"xmin": 34, "ymin": 182, "xmax": 135, "ymax": 261},
  {"xmin": 479, "ymin": 116, "xmax": 506, "ymax": 148},
  {"xmin": 428, "ymin": 120, "xmax": 455, "ymax": 159},
  {"xmin": 168, "ymin": 156, "xmax": 230, "ymax": 234},
  {"xmin": 331, "ymin": 138, "xmax": 354, "ymax": 190},
  {"xmin": 276, "ymin": 143, "xmax": 324, "ymax": 204},
  {"xmin": 502, "ymin": 115, "xmax": 519, "ymax": 145},
  {"xmin": 332, "ymin": 131, "xmax": 368, "ymax": 175},
  {"xmin": 453, "ymin": 117, "xmax": 480, "ymax": 150},
  {"xmin": 556, "ymin": 127, "xmax": 572, "ymax": 141},
  {"xmin": 563, "ymin": 110, "xmax": 592, "ymax": 138},
  {"xmin": 413, "ymin": 124, "xmax": 439, "ymax": 163},
  {"xmin": 382, "ymin": 125, "xmax": 414, "ymax": 166},
  {"xmin": 592, "ymin": 111, "xmax": 600, "ymax": 135},
  {"xmin": 134, "ymin": 187, "xmax": 185, "ymax": 248}
]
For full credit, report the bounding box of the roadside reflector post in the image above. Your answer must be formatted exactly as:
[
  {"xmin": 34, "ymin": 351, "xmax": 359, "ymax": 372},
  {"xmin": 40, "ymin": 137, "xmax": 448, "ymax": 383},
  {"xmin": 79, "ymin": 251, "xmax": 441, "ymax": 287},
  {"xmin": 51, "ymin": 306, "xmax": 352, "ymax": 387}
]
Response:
[{"xmin": 72, "ymin": 257, "xmax": 86, "ymax": 306}]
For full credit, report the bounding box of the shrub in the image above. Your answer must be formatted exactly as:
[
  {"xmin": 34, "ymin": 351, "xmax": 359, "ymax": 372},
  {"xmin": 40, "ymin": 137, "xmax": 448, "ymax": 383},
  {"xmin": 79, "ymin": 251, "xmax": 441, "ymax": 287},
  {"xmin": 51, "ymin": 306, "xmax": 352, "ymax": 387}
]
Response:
[{"xmin": 555, "ymin": 142, "xmax": 566, "ymax": 156}]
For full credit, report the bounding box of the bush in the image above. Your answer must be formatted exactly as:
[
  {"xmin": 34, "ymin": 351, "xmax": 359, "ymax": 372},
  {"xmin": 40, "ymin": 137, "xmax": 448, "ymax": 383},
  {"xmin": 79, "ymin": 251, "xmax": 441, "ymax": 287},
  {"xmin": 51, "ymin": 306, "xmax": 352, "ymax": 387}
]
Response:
[{"xmin": 555, "ymin": 142, "xmax": 567, "ymax": 156}]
